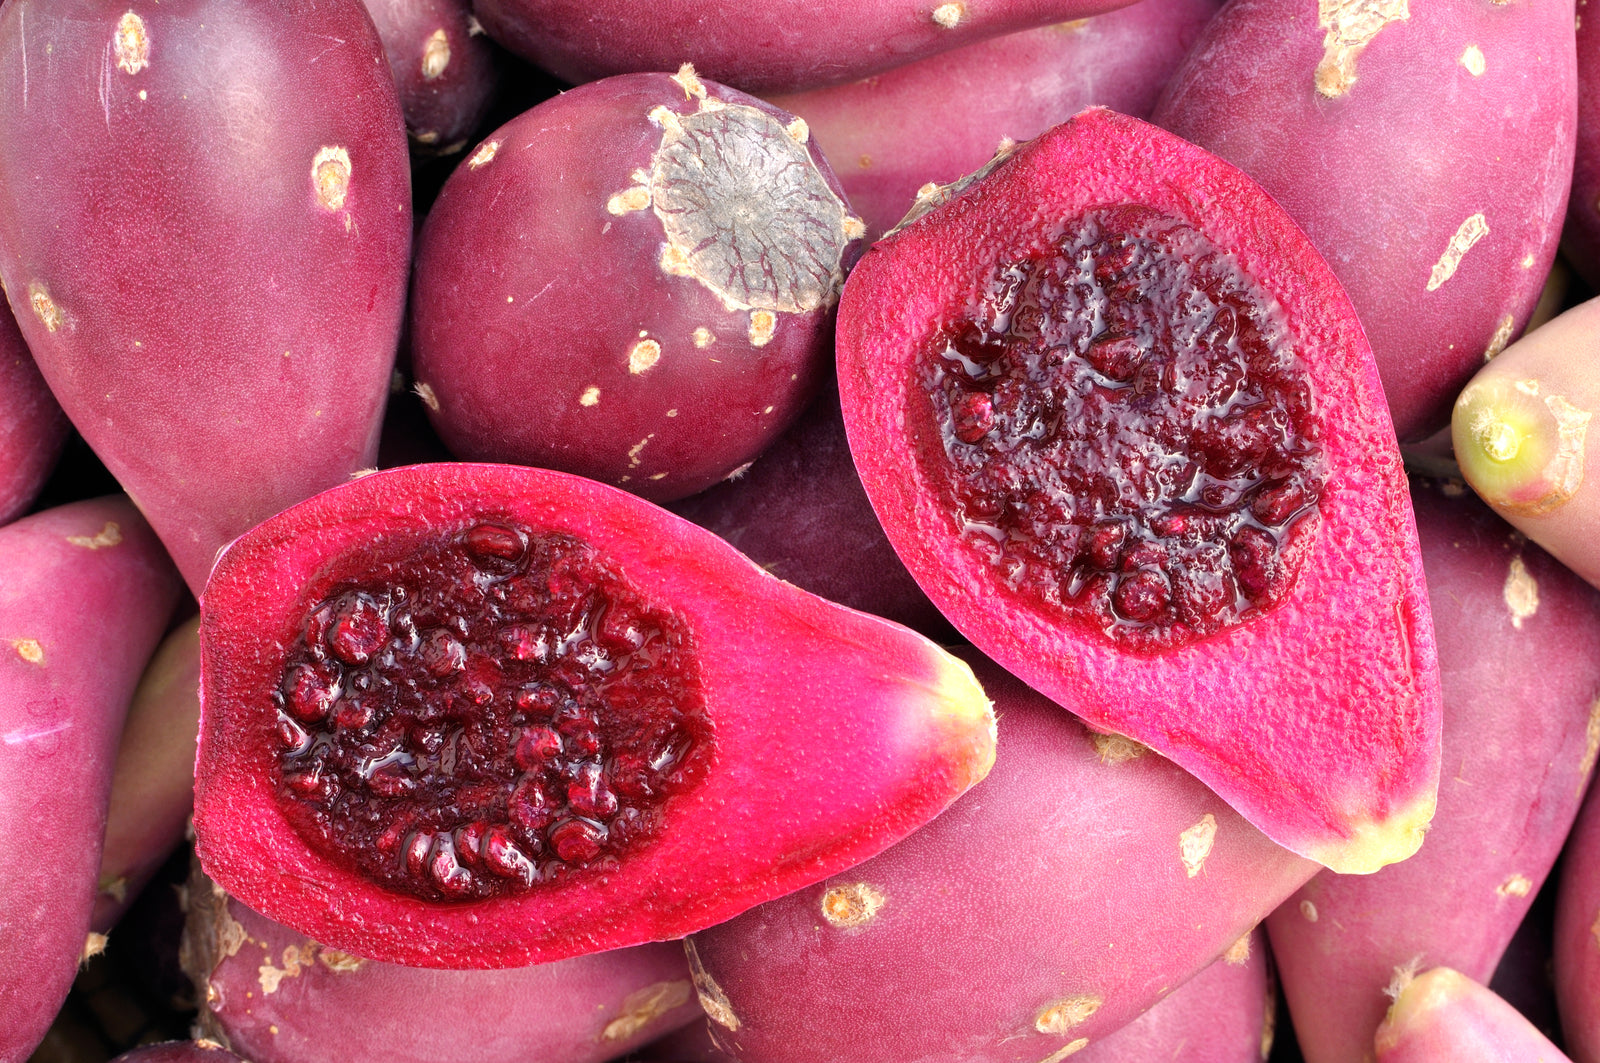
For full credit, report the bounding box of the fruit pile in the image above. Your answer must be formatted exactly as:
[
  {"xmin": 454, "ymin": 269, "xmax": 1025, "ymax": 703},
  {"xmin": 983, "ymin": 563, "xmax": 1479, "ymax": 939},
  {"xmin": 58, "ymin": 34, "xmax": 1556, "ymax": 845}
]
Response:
[{"xmin": 4, "ymin": 1, "xmax": 1600, "ymax": 1062}]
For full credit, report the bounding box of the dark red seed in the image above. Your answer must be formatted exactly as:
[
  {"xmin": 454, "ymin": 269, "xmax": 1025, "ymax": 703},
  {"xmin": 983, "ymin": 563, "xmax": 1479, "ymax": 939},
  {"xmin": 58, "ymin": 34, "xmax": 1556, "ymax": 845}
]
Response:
[
  {"xmin": 327, "ymin": 593, "xmax": 388, "ymax": 665},
  {"xmin": 550, "ymin": 819, "xmax": 607, "ymax": 863},
  {"xmin": 463, "ymin": 522, "xmax": 527, "ymax": 563},
  {"xmin": 513, "ymin": 727, "xmax": 562, "ymax": 770}
]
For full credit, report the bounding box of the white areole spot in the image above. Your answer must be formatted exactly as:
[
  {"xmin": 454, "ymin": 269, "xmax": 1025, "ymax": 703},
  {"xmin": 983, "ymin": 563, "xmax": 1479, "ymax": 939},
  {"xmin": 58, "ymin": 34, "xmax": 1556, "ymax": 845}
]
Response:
[
  {"xmin": 67, "ymin": 522, "xmax": 123, "ymax": 550},
  {"xmin": 579, "ymin": 386, "xmax": 601, "ymax": 407},
  {"xmin": 1316, "ymin": 0, "xmax": 1410, "ymax": 97},
  {"xmin": 414, "ymin": 382, "xmax": 440, "ymax": 412},
  {"xmin": 932, "ymin": 2, "xmax": 965, "ymax": 28},
  {"xmin": 1035, "ymin": 995, "xmax": 1102, "ymax": 1034},
  {"xmin": 10, "ymin": 638, "xmax": 44, "ymax": 664},
  {"xmin": 600, "ymin": 980, "xmax": 694, "ymax": 1042},
  {"xmin": 1502, "ymin": 555, "xmax": 1539, "ymax": 629},
  {"xmin": 28, "ymin": 283, "xmax": 61, "ymax": 332},
  {"xmin": 312, "ymin": 146, "xmax": 352, "ymax": 211},
  {"xmin": 1460, "ymin": 44, "xmax": 1486, "ymax": 76},
  {"xmin": 748, "ymin": 310, "xmax": 777, "ymax": 348},
  {"xmin": 820, "ymin": 882, "xmax": 887, "ymax": 928},
  {"xmin": 1496, "ymin": 873, "xmax": 1533, "ymax": 899},
  {"xmin": 1300, "ymin": 899, "xmax": 1319, "ymax": 922},
  {"xmin": 629, "ymin": 338, "xmax": 662, "ymax": 374},
  {"xmin": 467, "ymin": 140, "xmax": 500, "ymax": 169},
  {"xmin": 421, "ymin": 28, "xmax": 451, "ymax": 80},
  {"xmin": 1485, "ymin": 314, "xmax": 1515, "ymax": 361},
  {"xmin": 1427, "ymin": 213, "xmax": 1489, "ymax": 291},
  {"xmin": 114, "ymin": 11, "xmax": 150, "ymax": 75},
  {"xmin": 692, "ymin": 327, "xmax": 716, "ymax": 348},
  {"xmin": 1179, "ymin": 813, "xmax": 1217, "ymax": 877}
]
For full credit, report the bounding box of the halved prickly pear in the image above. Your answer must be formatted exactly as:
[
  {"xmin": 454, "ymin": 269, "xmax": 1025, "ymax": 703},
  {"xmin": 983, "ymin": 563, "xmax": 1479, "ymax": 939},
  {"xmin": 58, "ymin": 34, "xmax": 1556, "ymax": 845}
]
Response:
[
  {"xmin": 684, "ymin": 653, "xmax": 1315, "ymax": 1063},
  {"xmin": 0, "ymin": 0, "xmax": 411, "ymax": 592},
  {"xmin": 182, "ymin": 868, "xmax": 700, "ymax": 1063},
  {"xmin": 1267, "ymin": 475, "xmax": 1600, "ymax": 1063},
  {"xmin": 835, "ymin": 107, "xmax": 1441, "ymax": 874},
  {"xmin": 0, "ymin": 497, "xmax": 183, "ymax": 1063},
  {"xmin": 192, "ymin": 462, "xmax": 995, "ymax": 969}
]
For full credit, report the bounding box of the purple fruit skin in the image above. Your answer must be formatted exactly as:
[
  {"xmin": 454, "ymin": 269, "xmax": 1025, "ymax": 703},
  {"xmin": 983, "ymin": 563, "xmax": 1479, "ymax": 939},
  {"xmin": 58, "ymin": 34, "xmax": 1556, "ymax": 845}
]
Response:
[
  {"xmin": 772, "ymin": 0, "xmax": 1222, "ymax": 241},
  {"xmin": 111, "ymin": 1045, "xmax": 245, "ymax": 1063},
  {"xmin": 1554, "ymin": 785, "xmax": 1600, "ymax": 1063},
  {"xmin": 1267, "ymin": 476, "xmax": 1600, "ymax": 1063},
  {"xmin": 1153, "ymin": 0, "xmax": 1576, "ymax": 442},
  {"xmin": 0, "ymin": 300, "xmax": 68, "ymax": 525},
  {"xmin": 183, "ymin": 875, "xmax": 702, "ymax": 1063},
  {"xmin": 0, "ymin": 0, "xmax": 411, "ymax": 593},
  {"xmin": 471, "ymin": 0, "xmax": 1147, "ymax": 95},
  {"xmin": 0, "ymin": 497, "xmax": 182, "ymax": 1063},
  {"xmin": 644, "ymin": 932, "xmax": 1271, "ymax": 1063},
  {"xmin": 91, "ymin": 616, "xmax": 201, "ymax": 933},
  {"xmin": 668, "ymin": 388, "xmax": 948, "ymax": 636},
  {"xmin": 363, "ymin": 0, "xmax": 499, "ymax": 154},
  {"xmin": 1376, "ymin": 968, "xmax": 1573, "ymax": 1063},
  {"xmin": 411, "ymin": 73, "xmax": 857, "ymax": 502},
  {"xmin": 1076, "ymin": 929, "xmax": 1272, "ymax": 1063},
  {"xmin": 685, "ymin": 654, "xmax": 1316, "ymax": 1063},
  {"xmin": 1566, "ymin": 8, "xmax": 1600, "ymax": 287}
]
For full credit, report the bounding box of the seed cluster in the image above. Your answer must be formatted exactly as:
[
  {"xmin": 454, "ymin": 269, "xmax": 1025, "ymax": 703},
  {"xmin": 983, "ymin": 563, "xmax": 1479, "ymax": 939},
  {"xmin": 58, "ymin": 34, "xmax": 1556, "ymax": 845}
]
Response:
[
  {"xmin": 273, "ymin": 522, "xmax": 708, "ymax": 902},
  {"xmin": 922, "ymin": 206, "xmax": 1327, "ymax": 651}
]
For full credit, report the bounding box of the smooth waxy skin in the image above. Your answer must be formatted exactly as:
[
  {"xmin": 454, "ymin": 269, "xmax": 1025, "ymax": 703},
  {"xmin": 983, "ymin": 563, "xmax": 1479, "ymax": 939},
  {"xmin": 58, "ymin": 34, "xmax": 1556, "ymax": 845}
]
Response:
[
  {"xmin": 1375, "ymin": 967, "xmax": 1572, "ymax": 1062},
  {"xmin": 0, "ymin": 498, "xmax": 183, "ymax": 1063},
  {"xmin": 836, "ymin": 108, "xmax": 1441, "ymax": 875},
  {"xmin": 773, "ymin": 0, "xmax": 1221, "ymax": 240},
  {"xmin": 1554, "ymin": 786, "xmax": 1600, "ymax": 1062},
  {"xmin": 92, "ymin": 617, "xmax": 201, "ymax": 933},
  {"xmin": 1267, "ymin": 477, "xmax": 1600, "ymax": 1063},
  {"xmin": 1153, "ymin": 0, "xmax": 1576, "ymax": 441},
  {"xmin": 668, "ymin": 389, "xmax": 947, "ymax": 636},
  {"xmin": 1565, "ymin": 11, "xmax": 1600, "ymax": 287},
  {"xmin": 363, "ymin": 0, "xmax": 498, "ymax": 154},
  {"xmin": 645, "ymin": 930, "xmax": 1273, "ymax": 1063},
  {"xmin": 412, "ymin": 71, "xmax": 860, "ymax": 502},
  {"xmin": 0, "ymin": 0, "xmax": 411, "ymax": 592},
  {"xmin": 183, "ymin": 874, "xmax": 700, "ymax": 1063},
  {"xmin": 1453, "ymin": 298, "xmax": 1600, "ymax": 591},
  {"xmin": 471, "ymin": 0, "xmax": 1145, "ymax": 95},
  {"xmin": 194, "ymin": 462, "xmax": 996, "ymax": 969},
  {"xmin": 0, "ymin": 302, "xmax": 67, "ymax": 525},
  {"xmin": 685, "ymin": 656, "xmax": 1315, "ymax": 1063}
]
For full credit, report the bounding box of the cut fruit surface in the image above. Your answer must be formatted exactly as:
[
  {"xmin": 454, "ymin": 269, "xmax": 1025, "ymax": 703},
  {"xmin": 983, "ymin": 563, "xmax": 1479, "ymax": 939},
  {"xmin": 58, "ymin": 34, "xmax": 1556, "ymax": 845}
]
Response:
[
  {"xmin": 835, "ymin": 107, "xmax": 1441, "ymax": 874},
  {"xmin": 193, "ymin": 462, "xmax": 994, "ymax": 968}
]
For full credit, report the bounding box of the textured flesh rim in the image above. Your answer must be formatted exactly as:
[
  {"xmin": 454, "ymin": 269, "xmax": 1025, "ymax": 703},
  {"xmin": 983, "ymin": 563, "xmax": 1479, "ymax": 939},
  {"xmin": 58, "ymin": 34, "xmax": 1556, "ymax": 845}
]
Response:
[
  {"xmin": 193, "ymin": 463, "xmax": 994, "ymax": 968},
  {"xmin": 836, "ymin": 107, "xmax": 1441, "ymax": 875}
]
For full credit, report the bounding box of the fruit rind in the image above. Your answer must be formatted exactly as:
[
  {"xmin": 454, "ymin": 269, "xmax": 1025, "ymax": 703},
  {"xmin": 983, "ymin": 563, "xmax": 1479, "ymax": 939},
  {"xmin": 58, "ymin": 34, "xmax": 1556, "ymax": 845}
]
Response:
[{"xmin": 836, "ymin": 107, "xmax": 1441, "ymax": 875}]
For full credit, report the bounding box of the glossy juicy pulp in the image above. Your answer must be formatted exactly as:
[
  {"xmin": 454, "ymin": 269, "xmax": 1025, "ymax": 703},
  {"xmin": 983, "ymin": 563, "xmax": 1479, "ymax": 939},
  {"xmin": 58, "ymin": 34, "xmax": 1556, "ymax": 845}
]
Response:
[
  {"xmin": 194, "ymin": 463, "xmax": 995, "ymax": 969},
  {"xmin": 836, "ymin": 108, "xmax": 1441, "ymax": 874},
  {"xmin": 0, "ymin": 0, "xmax": 410, "ymax": 592}
]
